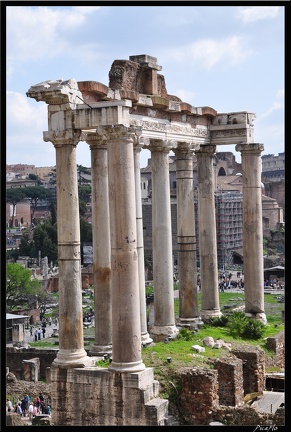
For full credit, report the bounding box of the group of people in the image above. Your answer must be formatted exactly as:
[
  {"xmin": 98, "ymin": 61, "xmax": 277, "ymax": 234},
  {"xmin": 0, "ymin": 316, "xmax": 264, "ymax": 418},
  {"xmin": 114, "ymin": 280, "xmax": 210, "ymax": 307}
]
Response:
[
  {"xmin": 218, "ymin": 272, "xmax": 244, "ymax": 292},
  {"xmin": 30, "ymin": 317, "xmax": 58, "ymax": 341},
  {"xmin": 6, "ymin": 392, "xmax": 51, "ymax": 419}
]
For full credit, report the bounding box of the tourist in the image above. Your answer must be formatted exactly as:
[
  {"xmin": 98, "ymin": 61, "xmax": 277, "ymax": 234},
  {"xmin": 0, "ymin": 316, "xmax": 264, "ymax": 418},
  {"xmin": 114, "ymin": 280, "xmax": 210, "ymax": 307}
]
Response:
[
  {"xmin": 28, "ymin": 402, "xmax": 34, "ymax": 420},
  {"xmin": 42, "ymin": 326, "xmax": 46, "ymax": 338},
  {"xmin": 45, "ymin": 403, "xmax": 51, "ymax": 415},
  {"xmin": 6, "ymin": 398, "xmax": 12, "ymax": 412},
  {"xmin": 33, "ymin": 403, "xmax": 38, "ymax": 417},
  {"xmin": 16, "ymin": 403, "xmax": 22, "ymax": 416},
  {"xmin": 37, "ymin": 328, "xmax": 41, "ymax": 340},
  {"xmin": 39, "ymin": 393, "xmax": 45, "ymax": 404},
  {"xmin": 34, "ymin": 329, "xmax": 38, "ymax": 341},
  {"xmin": 36, "ymin": 396, "xmax": 41, "ymax": 413},
  {"xmin": 20, "ymin": 398, "xmax": 27, "ymax": 417}
]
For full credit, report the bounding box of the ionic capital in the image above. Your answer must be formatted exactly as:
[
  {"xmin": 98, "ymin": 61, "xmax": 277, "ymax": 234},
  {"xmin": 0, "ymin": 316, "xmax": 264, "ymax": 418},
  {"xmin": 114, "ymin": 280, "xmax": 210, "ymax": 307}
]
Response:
[
  {"xmin": 95, "ymin": 125, "xmax": 142, "ymax": 144},
  {"xmin": 195, "ymin": 144, "xmax": 217, "ymax": 157},
  {"xmin": 235, "ymin": 143, "xmax": 264, "ymax": 155},
  {"xmin": 43, "ymin": 130, "xmax": 84, "ymax": 146},
  {"xmin": 147, "ymin": 138, "xmax": 173, "ymax": 153},
  {"xmin": 85, "ymin": 131, "xmax": 108, "ymax": 149},
  {"xmin": 173, "ymin": 141, "xmax": 200, "ymax": 157}
]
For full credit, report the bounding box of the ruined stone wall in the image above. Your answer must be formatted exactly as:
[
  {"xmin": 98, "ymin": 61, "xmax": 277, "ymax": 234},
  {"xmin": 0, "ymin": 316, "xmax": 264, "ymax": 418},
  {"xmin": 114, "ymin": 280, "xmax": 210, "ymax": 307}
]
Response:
[
  {"xmin": 230, "ymin": 346, "xmax": 265, "ymax": 394},
  {"xmin": 211, "ymin": 405, "xmax": 285, "ymax": 426},
  {"xmin": 263, "ymin": 179, "xmax": 285, "ymax": 210},
  {"xmin": 266, "ymin": 331, "xmax": 285, "ymax": 369},
  {"xmin": 180, "ymin": 367, "xmax": 219, "ymax": 425},
  {"xmin": 179, "ymin": 358, "xmax": 284, "ymax": 426},
  {"xmin": 50, "ymin": 366, "xmax": 169, "ymax": 426},
  {"xmin": 215, "ymin": 356, "xmax": 244, "ymax": 407},
  {"xmin": 6, "ymin": 347, "xmax": 57, "ymax": 379}
]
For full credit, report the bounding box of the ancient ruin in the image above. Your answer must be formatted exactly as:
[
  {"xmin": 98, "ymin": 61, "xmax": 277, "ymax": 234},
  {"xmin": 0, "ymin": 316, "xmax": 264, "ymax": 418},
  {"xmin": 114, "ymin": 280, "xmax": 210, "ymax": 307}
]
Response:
[{"xmin": 26, "ymin": 54, "xmax": 266, "ymax": 425}]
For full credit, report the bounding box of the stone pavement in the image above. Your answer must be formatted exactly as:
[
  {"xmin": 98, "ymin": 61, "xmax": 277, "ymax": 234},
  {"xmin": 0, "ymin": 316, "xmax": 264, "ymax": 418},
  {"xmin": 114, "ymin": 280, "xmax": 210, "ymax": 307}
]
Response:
[{"xmin": 23, "ymin": 322, "xmax": 59, "ymax": 344}]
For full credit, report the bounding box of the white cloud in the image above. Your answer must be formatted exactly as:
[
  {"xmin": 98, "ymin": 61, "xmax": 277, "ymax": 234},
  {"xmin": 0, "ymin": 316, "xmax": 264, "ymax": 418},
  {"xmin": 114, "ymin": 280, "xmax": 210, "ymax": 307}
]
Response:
[
  {"xmin": 237, "ymin": 6, "xmax": 280, "ymax": 24},
  {"xmin": 6, "ymin": 6, "xmax": 101, "ymax": 76},
  {"xmin": 257, "ymin": 89, "xmax": 284, "ymax": 120},
  {"xmin": 7, "ymin": 91, "xmax": 47, "ymax": 130},
  {"xmin": 161, "ymin": 36, "xmax": 253, "ymax": 71}
]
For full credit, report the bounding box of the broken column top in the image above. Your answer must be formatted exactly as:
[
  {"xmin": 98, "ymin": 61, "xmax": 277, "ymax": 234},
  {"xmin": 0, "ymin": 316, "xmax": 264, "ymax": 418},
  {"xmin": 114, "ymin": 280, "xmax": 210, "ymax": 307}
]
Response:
[{"xmin": 129, "ymin": 55, "xmax": 162, "ymax": 71}]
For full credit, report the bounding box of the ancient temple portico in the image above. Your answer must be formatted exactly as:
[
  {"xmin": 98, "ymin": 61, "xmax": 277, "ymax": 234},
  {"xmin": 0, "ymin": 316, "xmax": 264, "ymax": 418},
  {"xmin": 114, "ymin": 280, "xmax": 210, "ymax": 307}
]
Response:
[{"xmin": 26, "ymin": 54, "xmax": 265, "ymax": 426}]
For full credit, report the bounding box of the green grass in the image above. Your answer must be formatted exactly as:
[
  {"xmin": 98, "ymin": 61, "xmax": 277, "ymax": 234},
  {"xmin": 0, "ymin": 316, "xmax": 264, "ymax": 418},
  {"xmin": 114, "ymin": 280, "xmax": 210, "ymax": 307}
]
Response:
[{"xmin": 30, "ymin": 289, "xmax": 284, "ymax": 407}]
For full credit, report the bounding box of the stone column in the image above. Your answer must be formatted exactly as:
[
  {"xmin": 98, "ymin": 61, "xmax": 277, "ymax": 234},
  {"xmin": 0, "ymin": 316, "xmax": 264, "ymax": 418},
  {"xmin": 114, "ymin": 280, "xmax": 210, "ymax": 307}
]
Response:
[
  {"xmin": 96, "ymin": 125, "xmax": 145, "ymax": 373},
  {"xmin": 235, "ymin": 143, "xmax": 266, "ymax": 323},
  {"xmin": 148, "ymin": 139, "xmax": 179, "ymax": 342},
  {"xmin": 174, "ymin": 142, "xmax": 200, "ymax": 325},
  {"xmin": 44, "ymin": 130, "xmax": 92, "ymax": 368},
  {"xmin": 196, "ymin": 145, "xmax": 221, "ymax": 320},
  {"xmin": 86, "ymin": 132, "xmax": 112, "ymax": 355},
  {"xmin": 133, "ymin": 142, "xmax": 153, "ymax": 346}
]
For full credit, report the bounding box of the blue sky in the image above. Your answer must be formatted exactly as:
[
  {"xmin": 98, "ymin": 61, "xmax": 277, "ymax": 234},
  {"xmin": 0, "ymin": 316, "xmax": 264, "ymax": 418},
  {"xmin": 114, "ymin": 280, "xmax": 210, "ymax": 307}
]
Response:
[{"xmin": 6, "ymin": 5, "xmax": 285, "ymax": 168}]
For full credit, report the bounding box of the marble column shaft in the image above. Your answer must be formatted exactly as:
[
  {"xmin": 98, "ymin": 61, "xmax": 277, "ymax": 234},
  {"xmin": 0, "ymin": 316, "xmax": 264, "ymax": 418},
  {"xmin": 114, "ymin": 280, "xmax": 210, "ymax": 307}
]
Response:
[
  {"xmin": 133, "ymin": 144, "xmax": 153, "ymax": 345},
  {"xmin": 236, "ymin": 143, "xmax": 265, "ymax": 317},
  {"xmin": 148, "ymin": 140, "xmax": 178, "ymax": 341},
  {"xmin": 87, "ymin": 133, "xmax": 112, "ymax": 355},
  {"xmin": 44, "ymin": 131, "xmax": 91, "ymax": 367},
  {"xmin": 196, "ymin": 145, "xmax": 221, "ymax": 319},
  {"xmin": 174, "ymin": 143, "xmax": 199, "ymax": 321},
  {"xmin": 98, "ymin": 125, "xmax": 145, "ymax": 373}
]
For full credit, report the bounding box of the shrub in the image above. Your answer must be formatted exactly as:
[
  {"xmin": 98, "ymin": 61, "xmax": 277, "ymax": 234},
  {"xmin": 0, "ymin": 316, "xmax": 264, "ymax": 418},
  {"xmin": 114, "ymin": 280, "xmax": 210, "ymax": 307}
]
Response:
[
  {"xmin": 176, "ymin": 327, "xmax": 194, "ymax": 341},
  {"xmin": 226, "ymin": 311, "xmax": 265, "ymax": 340},
  {"xmin": 226, "ymin": 311, "xmax": 249, "ymax": 338},
  {"xmin": 209, "ymin": 315, "xmax": 229, "ymax": 327},
  {"xmin": 242, "ymin": 319, "xmax": 264, "ymax": 340}
]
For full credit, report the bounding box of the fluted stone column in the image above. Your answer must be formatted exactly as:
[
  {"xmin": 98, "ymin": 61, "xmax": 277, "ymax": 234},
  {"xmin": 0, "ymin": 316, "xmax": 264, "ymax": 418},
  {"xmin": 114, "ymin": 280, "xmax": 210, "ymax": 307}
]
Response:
[
  {"xmin": 148, "ymin": 139, "xmax": 179, "ymax": 342},
  {"xmin": 96, "ymin": 125, "xmax": 145, "ymax": 373},
  {"xmin": 133, "ymin": 142, "xmax": 153, "ymax": 346},
  {"xmin": 86, "ymin": 132, "xmax": 112, "ymax": 355},
  {"xmin": 236, "ymin": 143, "xmax": 266, "ymax": 323},
  {"xmin": 44, "ymin": 130, "xmax": 92, "ymax": 368},
  {"xmin": 196, "ymin": 145, "xmax": 221, "ymax": 320},
  {"xmin": 174, "ymin": 143, "xmax": 200, "ymax": 325}
]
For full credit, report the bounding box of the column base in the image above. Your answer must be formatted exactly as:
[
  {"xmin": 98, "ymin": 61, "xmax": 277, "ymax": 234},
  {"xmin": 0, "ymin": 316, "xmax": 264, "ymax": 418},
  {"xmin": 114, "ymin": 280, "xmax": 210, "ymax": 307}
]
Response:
[
  {"xmin": 245, "ymin": 312, "xmax": 267, "ymax": 324},
  {"xmin": 176, "ymin": 316, "xmax": 204, "ymax": 329},
  {"xmin": 89, "ymin": 344, "xmax": 112, "ymax": 356},
  {"xmin": 150, "ymin": 325, "xmax": 179, "ymax": 343},
  {"xmin": 108, "ymin": 359, "xmax": 146, "ymax": 373},
  {"xmin": 201, "ymin": 309, "xmax": 222, "ymax": 321},
  {"xmin": 141, "ymin": 332, "xmax": 153, "ymax": 346},
  {"xmin": 52, "ymin": 348, "xmax": 94, "ymax": 368}
]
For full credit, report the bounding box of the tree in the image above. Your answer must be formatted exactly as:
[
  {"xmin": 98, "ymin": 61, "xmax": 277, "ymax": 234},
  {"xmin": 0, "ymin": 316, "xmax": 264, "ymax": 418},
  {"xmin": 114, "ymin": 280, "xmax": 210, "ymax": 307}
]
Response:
[
  {"xmin": 23, "ymin": 186, "xmax": 52, "ymax": 224},
  {"xmin": 47, "ymin": 167, "xmax": 56, "ymax": 185},
  {"xmin": 6, "ymin": 263, "xmax": 43, "ymax": 312},
  {"xmin": 28, "ymin": 173, "xmax": 42, "ymax": 185},
  {"xmin": 80, "ymin": 219, "xmax": 92, "ymax": 243},
  {"xmin": 6, "ymin": 188, "xmax": 26, "ymax": 227},
  {"xmin": 33, "ymin": 225, "xmax": 58, "ymax": 264},
  {"xmin": 77, "ymin": 165, "xmax": 91, "ymax": 185}
]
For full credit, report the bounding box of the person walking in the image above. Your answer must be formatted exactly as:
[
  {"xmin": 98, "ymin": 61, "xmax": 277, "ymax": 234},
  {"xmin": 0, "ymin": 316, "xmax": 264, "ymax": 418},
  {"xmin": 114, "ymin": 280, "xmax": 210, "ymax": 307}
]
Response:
[
  {"xmin": 20, "ymin": 398, "xmax": 27, "ymax": 417},
  {"xmin": 42, "ymin": 326, "xmax": 46, "ymax": 338},
  {"xmin": 6, "ymin": 399, "xmax": 13, "ymax": 412},
  {"xmin": 33, "ymin": 403, "xmax": 38, "ymax": 417},
  {"xmin": 28, "ymin": 402, "xmax": 34, "ymax": 421},
  {"xmin": 37, "ymin": 328, "xmax": 41, "ymax": 340},
  {"xmin": 16, "ymin": 403, "xmax": 22, "ymax": 416},
  {"xmin": 34, "ymin": 329, "xmax": 38, "ymax": 342}
]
